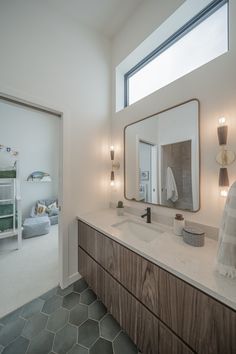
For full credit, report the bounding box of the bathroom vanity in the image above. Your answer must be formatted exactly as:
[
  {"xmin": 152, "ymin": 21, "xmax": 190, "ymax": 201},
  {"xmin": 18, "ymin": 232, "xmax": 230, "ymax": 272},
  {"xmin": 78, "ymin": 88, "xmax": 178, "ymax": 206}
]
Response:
[{"xmin": 78, "ymin": 210, "xmax": 236, "ymax": 354}]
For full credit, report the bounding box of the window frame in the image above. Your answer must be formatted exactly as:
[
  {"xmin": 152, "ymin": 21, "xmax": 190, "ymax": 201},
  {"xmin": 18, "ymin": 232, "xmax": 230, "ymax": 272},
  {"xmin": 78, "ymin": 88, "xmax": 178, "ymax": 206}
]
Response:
[{"xmin": 124, "ymin": 0, "xmax": 229, "ymax": 107}]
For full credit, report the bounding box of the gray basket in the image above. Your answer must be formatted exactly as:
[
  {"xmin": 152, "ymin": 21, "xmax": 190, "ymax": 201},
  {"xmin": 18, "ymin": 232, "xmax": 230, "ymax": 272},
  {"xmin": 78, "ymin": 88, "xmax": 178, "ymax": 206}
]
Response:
[{"xmin": 183, "ymin": 227, "xmax": 205, "ymax": 247}]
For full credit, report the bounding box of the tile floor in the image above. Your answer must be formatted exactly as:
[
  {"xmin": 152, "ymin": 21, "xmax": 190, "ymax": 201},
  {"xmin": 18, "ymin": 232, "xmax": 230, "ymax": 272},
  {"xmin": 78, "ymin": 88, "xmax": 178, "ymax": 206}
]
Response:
[{"xmin": 0, "ymin": 278, "xmax": 139, "ymax": 354}]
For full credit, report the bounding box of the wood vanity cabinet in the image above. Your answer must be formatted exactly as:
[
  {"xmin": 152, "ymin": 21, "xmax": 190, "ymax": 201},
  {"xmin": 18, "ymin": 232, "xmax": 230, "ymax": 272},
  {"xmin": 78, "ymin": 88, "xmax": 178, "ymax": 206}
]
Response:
[{"xmin": 78, "ymin": 220, "xmax": 236, "ymax": 354}]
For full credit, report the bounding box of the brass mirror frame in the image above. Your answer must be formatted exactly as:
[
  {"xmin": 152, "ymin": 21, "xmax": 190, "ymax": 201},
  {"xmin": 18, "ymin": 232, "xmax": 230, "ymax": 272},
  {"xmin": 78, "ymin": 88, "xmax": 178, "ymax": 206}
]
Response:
[{"xmin": 124, "ymin": 99, "xmax": 201, "ymax": 212}]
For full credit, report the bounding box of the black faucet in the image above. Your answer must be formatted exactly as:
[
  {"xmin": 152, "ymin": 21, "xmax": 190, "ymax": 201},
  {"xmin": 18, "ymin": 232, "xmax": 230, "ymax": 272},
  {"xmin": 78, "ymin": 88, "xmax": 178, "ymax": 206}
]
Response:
[{"xmin": 141, "ymin": 207, "xmax": 151, "ymax": 223}]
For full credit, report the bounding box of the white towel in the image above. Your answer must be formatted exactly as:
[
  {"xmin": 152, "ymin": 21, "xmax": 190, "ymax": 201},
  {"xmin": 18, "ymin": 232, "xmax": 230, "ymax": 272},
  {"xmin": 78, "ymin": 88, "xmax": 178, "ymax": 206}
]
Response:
[
  {"xmin": 216, "ymin": 181, "xmax": 236, "ymax": 278},
  {"xmin": 166, "ymin": 167, "xmax": 178, "ymax": 202}
]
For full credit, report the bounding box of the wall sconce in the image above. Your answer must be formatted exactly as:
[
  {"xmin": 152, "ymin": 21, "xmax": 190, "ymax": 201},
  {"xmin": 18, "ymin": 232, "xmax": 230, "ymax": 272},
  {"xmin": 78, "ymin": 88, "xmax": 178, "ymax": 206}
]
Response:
[
  {"xmin": 217, "ymin": 117, "xmax": 228, "ymax": 145},
  {"xmin": 216, "ymin": 117, "xmax": 235, "ymax": 197},
  {"xmin": 110, "ymin": 145, "xmax": 120, "ymax": 186}
]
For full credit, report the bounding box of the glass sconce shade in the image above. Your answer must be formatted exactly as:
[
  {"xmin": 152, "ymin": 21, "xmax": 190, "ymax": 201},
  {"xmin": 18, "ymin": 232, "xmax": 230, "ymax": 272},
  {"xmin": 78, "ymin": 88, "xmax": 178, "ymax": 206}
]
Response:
[
  {"xmin": 110, "ymin": 146, "xmax": 114, "ymax": 160},
  {"xmin": 219, "ymin": 167, "xmax": 229, "ymax": 187},
  {"xmin": 109, "ymin": 145, "xmax": 119, "ymax": 187},
  {"xmin": 217, "ymin": 125, "xmax": 228, "ymax": 145},
  {"xmin": 220, "ymin": 188, "xmax": 228, "ymax": 197}
]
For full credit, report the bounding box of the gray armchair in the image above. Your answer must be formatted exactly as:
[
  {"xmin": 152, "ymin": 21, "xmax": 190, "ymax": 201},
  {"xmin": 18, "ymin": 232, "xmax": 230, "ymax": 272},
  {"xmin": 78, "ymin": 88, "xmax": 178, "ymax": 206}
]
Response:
[{"xmin": 31, "ymin": 199, "xmax": 59, "ymax": 225}]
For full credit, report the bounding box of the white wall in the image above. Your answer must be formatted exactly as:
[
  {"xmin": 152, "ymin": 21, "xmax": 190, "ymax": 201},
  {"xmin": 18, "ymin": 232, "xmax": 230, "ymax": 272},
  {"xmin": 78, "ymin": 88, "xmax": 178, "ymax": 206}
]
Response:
[
  {"xmin": 0, "ymin": 101, "xmax": 59, "ymax": 219},
  {"xmin": 111, "ymin": 0, "xmax": 236, "ymax": 228},
  {"xmin": 0, "ymin": 0, "xmax": 111, "ymax": 286}
]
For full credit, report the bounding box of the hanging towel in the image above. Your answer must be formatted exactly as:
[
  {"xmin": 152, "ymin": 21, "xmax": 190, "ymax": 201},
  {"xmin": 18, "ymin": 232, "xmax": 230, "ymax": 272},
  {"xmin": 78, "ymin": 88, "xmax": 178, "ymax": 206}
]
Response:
[
  {"xmin": 216, "ymin": 181, "xmax": 236, "ymax": 278},
  {"xmin": 166, "ymin": 167, "xmax": 178, "ymax": 202}
]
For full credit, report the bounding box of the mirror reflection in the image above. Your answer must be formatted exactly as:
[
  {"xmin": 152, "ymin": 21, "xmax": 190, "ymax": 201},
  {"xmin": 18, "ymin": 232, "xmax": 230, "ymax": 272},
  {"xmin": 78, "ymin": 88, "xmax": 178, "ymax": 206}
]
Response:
[{"xmin": 124, "ymin": 100, "xmax": 199, "ymax": 211}]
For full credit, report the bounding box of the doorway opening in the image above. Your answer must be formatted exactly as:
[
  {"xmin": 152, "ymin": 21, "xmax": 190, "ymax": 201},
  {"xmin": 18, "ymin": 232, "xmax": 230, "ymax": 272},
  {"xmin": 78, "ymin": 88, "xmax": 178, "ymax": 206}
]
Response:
[
  {"xmin": 138, "ymin": 140, "xmax": 158, "ymax": 204},
  {"xmin": 0, "ymin": 94, "xmax": 62, "ymax": 318}
]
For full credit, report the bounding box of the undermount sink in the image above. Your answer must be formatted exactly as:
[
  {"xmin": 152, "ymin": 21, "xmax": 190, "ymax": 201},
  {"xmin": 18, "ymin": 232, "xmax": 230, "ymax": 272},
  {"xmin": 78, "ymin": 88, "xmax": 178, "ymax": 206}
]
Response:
[{"xmin": 112, "ymin": 219, "xmax": 164, "ymax": 243}]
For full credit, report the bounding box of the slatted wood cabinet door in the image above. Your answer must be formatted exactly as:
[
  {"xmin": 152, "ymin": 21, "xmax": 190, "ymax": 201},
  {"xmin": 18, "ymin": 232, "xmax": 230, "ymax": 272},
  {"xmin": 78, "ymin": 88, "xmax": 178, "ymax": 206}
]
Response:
[
  {"xmin": 78, "ymin": 247, "xmax": 160, "ymax": 353},
  {"xmin": 78, "ymin": 246, "xmax": 193, "ymax": 354},
  {"xmin": 119, "ymin": 245, "xmax": 160, "ymax": 316},
  {"xmin": 158, "ymin": 268, "xmax": 236, "ymax": 354},
  {"xmin": 78, "ymin": 220, "xmax": 236, "ymax": 354},
  {"xmin": 78, "ymin": 221, "xmax": 160, "ymax": 315}
]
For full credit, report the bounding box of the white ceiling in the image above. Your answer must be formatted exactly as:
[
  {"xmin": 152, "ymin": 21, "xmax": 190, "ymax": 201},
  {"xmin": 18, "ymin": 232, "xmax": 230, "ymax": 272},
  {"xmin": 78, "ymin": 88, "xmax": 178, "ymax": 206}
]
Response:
[{"xmin": 48, "ymin": 0, "xmax": 143, "ymax": 38}]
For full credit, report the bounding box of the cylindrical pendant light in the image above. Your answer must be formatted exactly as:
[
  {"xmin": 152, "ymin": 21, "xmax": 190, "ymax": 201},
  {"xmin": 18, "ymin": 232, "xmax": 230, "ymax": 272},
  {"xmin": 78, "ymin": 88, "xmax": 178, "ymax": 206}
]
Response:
[
  {"xmin": 217, "ymin": 117, "xmax": 228, "ymax": 145},
  {"xmin": 110, "ymin": 170, "xmax": 115, "ymax": 186},
  {"xmin": 219, "ymin": 167, "xmax": 229, "ymax": 187},
  {"xmin": 110, "ymin": 146, "xmax": 114, "ymax": 161},
  {"xmin": 217, "ymin": 126, "xmax": 228, "ymax": 145}
]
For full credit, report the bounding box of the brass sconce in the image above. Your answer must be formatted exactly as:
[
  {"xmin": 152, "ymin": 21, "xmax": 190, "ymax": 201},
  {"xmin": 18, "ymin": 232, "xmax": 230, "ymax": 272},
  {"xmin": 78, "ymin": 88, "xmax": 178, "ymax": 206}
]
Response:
[
  {"xmin": 110, "ymin": 146, "xmax": 120, "ymax": 186},
  {"xmin": 216, "ymin": 117, "xmax": 235, "ymax": 197}
]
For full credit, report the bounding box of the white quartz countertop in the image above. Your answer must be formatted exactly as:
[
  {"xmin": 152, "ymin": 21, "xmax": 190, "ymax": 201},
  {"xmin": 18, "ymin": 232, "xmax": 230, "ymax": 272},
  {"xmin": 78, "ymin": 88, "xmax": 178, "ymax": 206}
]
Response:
[{"xmin": 77, "ymin": 208, "xmax": 236, "ymax": 310}]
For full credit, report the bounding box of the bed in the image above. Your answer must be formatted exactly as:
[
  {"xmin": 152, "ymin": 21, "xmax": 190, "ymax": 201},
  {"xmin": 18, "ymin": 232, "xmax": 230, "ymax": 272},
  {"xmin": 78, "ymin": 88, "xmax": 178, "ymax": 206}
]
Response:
[
  {"xmin": 0, "ymin": 167, "xmax": 17, "ymax": 233},
  {"xmin": 0, "ymin": 146, "xmax": 22, "ymax": 249}
]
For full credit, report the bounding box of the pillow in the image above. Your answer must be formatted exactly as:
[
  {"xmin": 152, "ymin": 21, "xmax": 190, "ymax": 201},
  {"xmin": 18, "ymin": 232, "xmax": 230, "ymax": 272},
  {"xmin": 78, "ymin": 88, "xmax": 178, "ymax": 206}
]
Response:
[
  {"xmin": 47, "ymin": 202, "xmax": 59, "ymax": 217},
  {"xmin": 35, "ymin": 203, "xmax": 47, "ymax": 215},
  {"xmin": 48, "ymin": 207, "xmax": 59, "ymax": 217},
  {"xmin": 47, "ymin": 201, "xmax": 57, "ymax": 210}
]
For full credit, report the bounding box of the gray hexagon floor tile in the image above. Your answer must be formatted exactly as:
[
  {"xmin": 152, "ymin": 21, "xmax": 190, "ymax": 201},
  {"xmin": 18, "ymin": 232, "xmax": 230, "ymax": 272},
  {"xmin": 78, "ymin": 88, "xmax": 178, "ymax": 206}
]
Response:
[
  {"xmin": 0, "ymin": 317, "xmax": 26, "ymax": 346},
  {"xmin": 21, "ymin": 298, "xmax": 44, "ymax": 319},
  {"xmin": 90, "ymin": 338, "xmax": 113, "ymax": 354},
  {"xmin": 78, "ymin": 319, "xmax": 99, "ymax": 348},
  {"xmin": 62, "ymin": 292, "xmax": 80, "ymax": 310},
  {"xmin": 68, "ymin": 344, "xmax": 88, "ymax": 354},
  {"xmin": 113, "ymin": 332, "xmax": 138, "ymax": 354},
  {"xmin": 42, "ymin": 295, "xmax": 63, "ymax": 315},
  {"xmin": 100, "ymin": 314, "xmax": 121, "ymax": 341},
  {"xmin": 22, "ymin": 312, "xmax": 48, "ymax": 339},
  {"xmin": 69, "ymin": 304, "xmax": 88, "ymax": 327},
  {"xmin": 73, "ymin": 279, "xmax": 88, "ymax": 294},
  {"xmin": 47, "ymin": 307, "xmax": 69, "ymax": 332},
  {"xmin": 0, "ymin": 307, "xmax": 23, "ymax": 326},
  {"xmin": 88, "ymin": 300, "xmax": 106, "ymax": 321},
  {"xmin": 27, "ymin": 329, "xmax": 54, "ymax": 354},
  {"xmin": 0, "ymin": 279, "xmax": 138, "ymax": 354},
  {"xmin": 57, "ymin": 285, "xmax": 74, "ymax": 297},
  {"xmin": 53, "ymin": 323, "xmax": 77, "ymax": 354},
  {"xmin": 2, "ymin": 336, "xmax": 29, "ymax": 354},
  {"xmin": 79, "ymin": 289, "xmax": 96, "ymax": 305},
  {"xmin": 40, "ymin": 287, "xmax": 58, "ymax": 301}
]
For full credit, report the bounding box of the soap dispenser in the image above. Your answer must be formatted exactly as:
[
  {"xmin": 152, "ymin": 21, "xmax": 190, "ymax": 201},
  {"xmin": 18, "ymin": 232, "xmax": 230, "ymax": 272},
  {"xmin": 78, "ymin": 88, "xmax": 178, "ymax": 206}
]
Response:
[
  {"xmin": 116, "ymin": 200, "xmax": 124, "ymax": 216},
  {"xmin": 173, "ymin": 214, "xmax": 185, "ymax": 236}
]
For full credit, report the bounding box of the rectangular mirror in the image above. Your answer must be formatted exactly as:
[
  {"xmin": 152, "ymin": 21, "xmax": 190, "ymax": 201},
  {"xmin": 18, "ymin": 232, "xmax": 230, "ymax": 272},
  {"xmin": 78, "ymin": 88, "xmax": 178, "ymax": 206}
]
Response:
[{"xmin": 124, "ymin": 99, "xmax": 200, "ymax": 212}]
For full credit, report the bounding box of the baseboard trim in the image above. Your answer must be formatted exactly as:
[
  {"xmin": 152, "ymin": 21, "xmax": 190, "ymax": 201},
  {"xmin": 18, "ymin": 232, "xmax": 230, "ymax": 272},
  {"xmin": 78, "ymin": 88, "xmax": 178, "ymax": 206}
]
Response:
[{"xmin": 60, "ymin": 272, "xmax": 82, "ymax": 289}]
